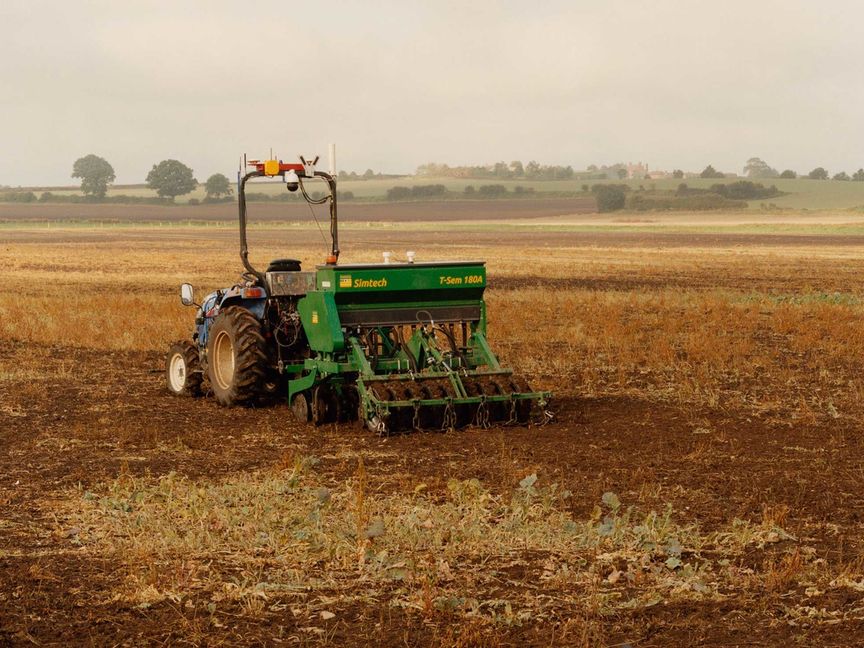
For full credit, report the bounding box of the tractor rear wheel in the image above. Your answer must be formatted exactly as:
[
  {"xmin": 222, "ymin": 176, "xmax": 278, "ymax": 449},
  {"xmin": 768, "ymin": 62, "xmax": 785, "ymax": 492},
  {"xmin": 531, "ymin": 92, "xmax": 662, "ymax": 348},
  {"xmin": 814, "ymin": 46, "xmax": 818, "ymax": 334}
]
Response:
[
  {"xmin": 165, "ymin": 341, "xmax": 203, "ymax": 397},
  {"xmin": 207, "ymin": 306, "xmax": 268, "ymax": 406}
]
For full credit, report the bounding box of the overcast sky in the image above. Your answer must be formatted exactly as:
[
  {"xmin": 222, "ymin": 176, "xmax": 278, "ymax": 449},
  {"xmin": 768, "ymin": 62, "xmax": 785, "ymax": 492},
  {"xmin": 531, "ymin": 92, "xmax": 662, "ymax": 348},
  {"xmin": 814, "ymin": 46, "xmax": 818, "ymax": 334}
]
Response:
[{"xmin": 1, "ymin": 0, "xmax": 863, "ymax": 186}]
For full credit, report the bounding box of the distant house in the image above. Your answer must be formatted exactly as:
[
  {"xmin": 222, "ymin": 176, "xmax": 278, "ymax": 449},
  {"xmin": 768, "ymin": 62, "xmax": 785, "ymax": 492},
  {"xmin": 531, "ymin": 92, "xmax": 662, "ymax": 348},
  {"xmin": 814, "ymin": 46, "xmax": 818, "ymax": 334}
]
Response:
[{"xmin": 626, "ymin": 162, "xmax": 649, "ymax": 179}]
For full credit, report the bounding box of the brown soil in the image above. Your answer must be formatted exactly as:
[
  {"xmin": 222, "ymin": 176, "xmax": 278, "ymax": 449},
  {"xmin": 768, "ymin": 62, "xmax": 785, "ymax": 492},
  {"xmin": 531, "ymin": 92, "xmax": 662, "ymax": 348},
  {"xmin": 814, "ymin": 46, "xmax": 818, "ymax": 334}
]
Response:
[
  {"xmin": 5, "ymin": 218, "xmax": 864, "ymax": 255},
  {"xmin": 2, "ymin": 341, "xmax": 863, "ymax": 646},
  {"xmin": 0, "ymin": 198, "xmax": 595, "ymax": 223},
  {"xmin": 3, "ymin": 223, "xmax": 864, "ymax": 645}
]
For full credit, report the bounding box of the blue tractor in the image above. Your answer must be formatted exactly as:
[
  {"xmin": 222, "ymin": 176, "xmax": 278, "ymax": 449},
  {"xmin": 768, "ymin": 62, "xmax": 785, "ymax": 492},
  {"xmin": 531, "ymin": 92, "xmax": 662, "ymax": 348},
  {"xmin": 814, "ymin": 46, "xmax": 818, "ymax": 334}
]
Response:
[{"xmin": 165, "ymin": 155, "xmax": 332, "ymax": 410}]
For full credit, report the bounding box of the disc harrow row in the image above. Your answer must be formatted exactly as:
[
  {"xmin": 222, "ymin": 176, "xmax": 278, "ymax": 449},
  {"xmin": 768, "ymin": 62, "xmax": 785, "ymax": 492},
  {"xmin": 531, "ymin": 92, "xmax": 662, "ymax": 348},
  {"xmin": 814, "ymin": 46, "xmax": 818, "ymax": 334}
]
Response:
[
  {"xmin": 360, "ymin": 374, "xmax": 551, "ymax": 435},
  {"xmin": 350, "ymin": 327, "xmax": 552, "ymax": 435}
]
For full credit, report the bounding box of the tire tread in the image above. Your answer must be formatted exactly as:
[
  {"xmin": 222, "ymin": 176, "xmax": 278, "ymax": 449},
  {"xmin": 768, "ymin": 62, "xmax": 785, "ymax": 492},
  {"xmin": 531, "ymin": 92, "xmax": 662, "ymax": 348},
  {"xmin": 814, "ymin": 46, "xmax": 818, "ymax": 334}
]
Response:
[{"xmin": 207, "ymin": 305, "xmax": 268, "ymax": 407}]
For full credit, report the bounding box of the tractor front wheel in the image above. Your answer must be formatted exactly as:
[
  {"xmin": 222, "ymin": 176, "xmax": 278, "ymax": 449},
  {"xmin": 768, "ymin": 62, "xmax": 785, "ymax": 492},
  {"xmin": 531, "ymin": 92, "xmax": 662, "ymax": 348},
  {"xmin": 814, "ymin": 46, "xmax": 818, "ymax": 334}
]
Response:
[
  {"xmin": 207, "ymin": 306, "xmax": 268, "ymax": 406},
  {"xmin": 165, "ymin": 341, "xmax": 203, "ymax": 397}
]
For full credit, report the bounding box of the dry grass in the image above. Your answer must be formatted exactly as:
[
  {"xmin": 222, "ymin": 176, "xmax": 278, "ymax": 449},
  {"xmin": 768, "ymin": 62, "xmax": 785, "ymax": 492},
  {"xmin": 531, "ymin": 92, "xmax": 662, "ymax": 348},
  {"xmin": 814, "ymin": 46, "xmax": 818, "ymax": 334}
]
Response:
[
  {"xmin": 492, "ymin": 288, "xmax": 864, "ymax": 421},
  {"xmin": 68, "ymin": 457, "xmax": 812, "ymax": 625},
  {"xmin": 3, "ymin": 232, "xmax": 864, "ymax": 424}
]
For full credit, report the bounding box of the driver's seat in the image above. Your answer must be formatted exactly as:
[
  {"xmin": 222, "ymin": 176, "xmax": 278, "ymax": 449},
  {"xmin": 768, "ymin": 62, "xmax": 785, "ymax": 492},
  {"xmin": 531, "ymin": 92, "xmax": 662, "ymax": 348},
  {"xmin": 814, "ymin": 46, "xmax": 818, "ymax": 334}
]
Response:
[{"xmin": 266, "ymin": 258, "xmax": 302, "ymax": 272}]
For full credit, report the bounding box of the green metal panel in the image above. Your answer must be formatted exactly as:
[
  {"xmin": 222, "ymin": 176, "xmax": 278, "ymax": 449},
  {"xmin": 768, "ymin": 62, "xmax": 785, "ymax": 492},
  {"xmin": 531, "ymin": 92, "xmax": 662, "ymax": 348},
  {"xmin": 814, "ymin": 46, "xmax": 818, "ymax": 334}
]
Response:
[
  {"xmin": 299, "ymin": 262, "xmax": 487, "ymax": 354},
  {"xmin": 297, "ymin": 291, "xmax": 344, "ymax": 352},
  {"xmin": 283, "ymin": 260, "xmax": 552, "ymax": 433},
  {"xmin": 316, "ymin": 262, "xmax": 487, "ymax": 332},
  {"xmin": 317, "ymin": 262, "xmax": 486, "ymax": 300}
]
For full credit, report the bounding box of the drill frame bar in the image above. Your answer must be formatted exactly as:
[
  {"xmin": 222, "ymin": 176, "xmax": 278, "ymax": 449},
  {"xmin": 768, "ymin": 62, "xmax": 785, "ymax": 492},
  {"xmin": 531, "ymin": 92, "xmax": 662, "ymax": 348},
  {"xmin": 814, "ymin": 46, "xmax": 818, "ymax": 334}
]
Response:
[{"xmin": 347, "ymin": 333, "xmax": 550, "ymax": 431}]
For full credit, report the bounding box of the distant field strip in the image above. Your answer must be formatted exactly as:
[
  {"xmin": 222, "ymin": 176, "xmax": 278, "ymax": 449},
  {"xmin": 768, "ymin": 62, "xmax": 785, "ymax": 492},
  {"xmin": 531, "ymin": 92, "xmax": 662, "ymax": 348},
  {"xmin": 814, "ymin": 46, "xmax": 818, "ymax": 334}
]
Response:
[{"xmin": 10, "ymin": 175, "xmax": 864, "ymax": 209}]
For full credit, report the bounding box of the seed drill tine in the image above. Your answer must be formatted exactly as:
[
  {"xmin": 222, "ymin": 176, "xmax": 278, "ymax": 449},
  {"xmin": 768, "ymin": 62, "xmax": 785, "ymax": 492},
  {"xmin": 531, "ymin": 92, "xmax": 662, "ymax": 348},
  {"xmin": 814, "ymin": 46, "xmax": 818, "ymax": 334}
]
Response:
[
  {"xmin": 416, "ymin": 330, "xmax": 466, "ymax": 432},
  {"xmin": 414, "ymin": 328, "xmax": 468, "ymax": 398},
  {"xmin": 349, "ymin": 336, "xmax": 382, "ymax": 431}
]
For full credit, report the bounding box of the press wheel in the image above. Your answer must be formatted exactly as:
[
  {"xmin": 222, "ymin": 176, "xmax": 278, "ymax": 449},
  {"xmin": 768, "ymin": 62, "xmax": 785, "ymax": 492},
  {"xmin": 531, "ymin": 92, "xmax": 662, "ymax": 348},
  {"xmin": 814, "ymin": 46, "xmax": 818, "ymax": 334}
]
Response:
[{"xmin": 291, "ymin": 392, "xmax": 311, "ymax": 423}]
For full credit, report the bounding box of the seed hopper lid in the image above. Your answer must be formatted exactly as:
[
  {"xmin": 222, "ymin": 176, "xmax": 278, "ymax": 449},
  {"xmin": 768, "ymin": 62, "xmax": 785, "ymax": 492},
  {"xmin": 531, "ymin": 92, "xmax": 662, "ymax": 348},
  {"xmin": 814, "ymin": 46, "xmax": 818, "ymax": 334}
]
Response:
[{"xmin": 320, "ymin": 260, "xmax": 486, "ymax": 270}]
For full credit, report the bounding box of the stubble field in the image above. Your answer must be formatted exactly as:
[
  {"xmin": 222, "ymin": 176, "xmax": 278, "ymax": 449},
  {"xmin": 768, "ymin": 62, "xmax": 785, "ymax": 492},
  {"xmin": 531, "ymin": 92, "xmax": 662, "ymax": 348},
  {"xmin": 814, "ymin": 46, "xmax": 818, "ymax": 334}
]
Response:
[{"xmin": 2, "ymin": 209, "xmax": 864, "ymax": 646}]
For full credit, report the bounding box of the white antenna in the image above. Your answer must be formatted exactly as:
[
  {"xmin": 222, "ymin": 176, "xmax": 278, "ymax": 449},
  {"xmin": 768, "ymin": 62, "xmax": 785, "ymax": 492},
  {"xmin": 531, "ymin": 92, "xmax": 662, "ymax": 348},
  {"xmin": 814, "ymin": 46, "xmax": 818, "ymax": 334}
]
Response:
[{"xmin": 329, "ymin": 143, "xmax": 336, "ymax": 176}]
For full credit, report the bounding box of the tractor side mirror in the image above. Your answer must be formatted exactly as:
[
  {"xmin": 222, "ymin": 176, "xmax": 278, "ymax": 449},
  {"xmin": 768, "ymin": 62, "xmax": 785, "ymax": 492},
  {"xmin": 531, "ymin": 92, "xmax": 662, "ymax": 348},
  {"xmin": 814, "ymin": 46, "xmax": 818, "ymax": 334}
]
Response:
[{"xmin": 180, "ymin": 283, "xmax": 195, "ymax": 306}]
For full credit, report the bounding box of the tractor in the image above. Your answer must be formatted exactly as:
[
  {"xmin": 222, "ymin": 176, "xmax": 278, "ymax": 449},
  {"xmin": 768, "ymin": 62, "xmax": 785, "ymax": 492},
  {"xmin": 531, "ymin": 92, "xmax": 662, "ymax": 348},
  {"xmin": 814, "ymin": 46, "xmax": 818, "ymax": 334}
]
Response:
[{"xmin": 165, "ymin": 154, "xmax": 551, "ymax": 434}]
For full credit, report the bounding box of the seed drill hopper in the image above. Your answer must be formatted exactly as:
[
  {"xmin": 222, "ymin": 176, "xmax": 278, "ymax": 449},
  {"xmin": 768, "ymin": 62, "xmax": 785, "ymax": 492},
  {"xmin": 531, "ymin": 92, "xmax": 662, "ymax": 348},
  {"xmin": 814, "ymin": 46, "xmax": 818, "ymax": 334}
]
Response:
[{"xmin": 166, "ymin": 153, "xmax": 551, "ymax": 434}]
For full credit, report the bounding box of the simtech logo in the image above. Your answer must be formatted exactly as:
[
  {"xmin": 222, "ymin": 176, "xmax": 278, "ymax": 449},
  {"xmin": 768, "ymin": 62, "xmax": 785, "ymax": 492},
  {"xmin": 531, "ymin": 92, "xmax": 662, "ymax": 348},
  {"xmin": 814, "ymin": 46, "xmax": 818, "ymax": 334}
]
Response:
[
  {"xmin": 339, "ymin": 274, "xmax": 388, "ymax": 289},
  {"xmin": 353, "ymin": 277, "xmax": 388, "ymax": 288}
]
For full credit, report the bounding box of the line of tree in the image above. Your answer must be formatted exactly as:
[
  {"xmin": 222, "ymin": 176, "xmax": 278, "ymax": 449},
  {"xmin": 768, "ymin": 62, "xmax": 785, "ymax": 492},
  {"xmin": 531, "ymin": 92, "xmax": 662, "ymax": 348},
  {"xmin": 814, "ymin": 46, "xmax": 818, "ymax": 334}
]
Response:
[
  {"xmin": 745, "ymin": 158, "xmax": 864, "ymax": 181},
  {"xmin": 792, "ymin": 166, "xmax": 864, "ymax": 180},
  {"xmin": 678, "ymin": 181, "xmax": 780, "ymax": 200},
  {"xmin": 385, "ymin": 183, "xmax": 542, "ymax": 201},
  {"xmin": 244, "ymin": 190, "xmax": 354, "ymax": 202},
  {"xmin": 593, "ymin": 180, "xmax": 781, "ymax": 213},
  {"xmin": 695, "ymin": 159, "xmax": 864, "ymax": 182},
  {"xmin": 386, "ymin": 184, "xmax": 447, "ymax": 200},
  {"xmin": 69, "ymin": 154, "xmax": 236, "ymax": 201},
  {"xmin": 416, "ymin": 161, "xmax": 574, "ymax": 180},
  {"xmin": 19, "ymin": 154, "xmax": 864, "ymax": 208},
  {"xmin": 337, "ymin": 169, "xmax": 403, "ymax": 180},
  {"xmin": 814, "ymin": 168, "xmax": 864, "ymax": 181}
]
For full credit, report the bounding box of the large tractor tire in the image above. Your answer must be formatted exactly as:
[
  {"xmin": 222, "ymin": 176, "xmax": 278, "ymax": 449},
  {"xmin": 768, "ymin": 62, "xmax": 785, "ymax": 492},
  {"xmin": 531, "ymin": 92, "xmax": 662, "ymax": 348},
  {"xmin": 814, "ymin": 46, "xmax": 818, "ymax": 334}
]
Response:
[
  {"xmin": 165, "ymin": 340, "xmax": 203, "ymax": 397},
  {"xmin": 206, "ymin": 306, "xmax": 268, "ymax": 407}
]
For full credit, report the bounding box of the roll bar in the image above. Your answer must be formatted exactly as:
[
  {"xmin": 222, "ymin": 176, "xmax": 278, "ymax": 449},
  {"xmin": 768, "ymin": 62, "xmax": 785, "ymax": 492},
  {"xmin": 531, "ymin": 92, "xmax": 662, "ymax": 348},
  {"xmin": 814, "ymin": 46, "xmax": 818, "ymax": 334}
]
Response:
[{"xmin": 238, "ymin": 162, "xmax": 339, "ymax": 285}]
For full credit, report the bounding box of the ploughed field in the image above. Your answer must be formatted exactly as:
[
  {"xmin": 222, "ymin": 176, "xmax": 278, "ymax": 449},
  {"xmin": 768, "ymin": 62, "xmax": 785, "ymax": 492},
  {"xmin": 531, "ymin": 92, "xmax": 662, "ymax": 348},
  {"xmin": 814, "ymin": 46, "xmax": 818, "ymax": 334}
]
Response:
[
  {"xmin": 2, "ymin": 222, "xmax": 864, "ymax": 646},
  {"xmin": 0, "ymin": 197, "xmax": 595, "ymax": 223}
]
